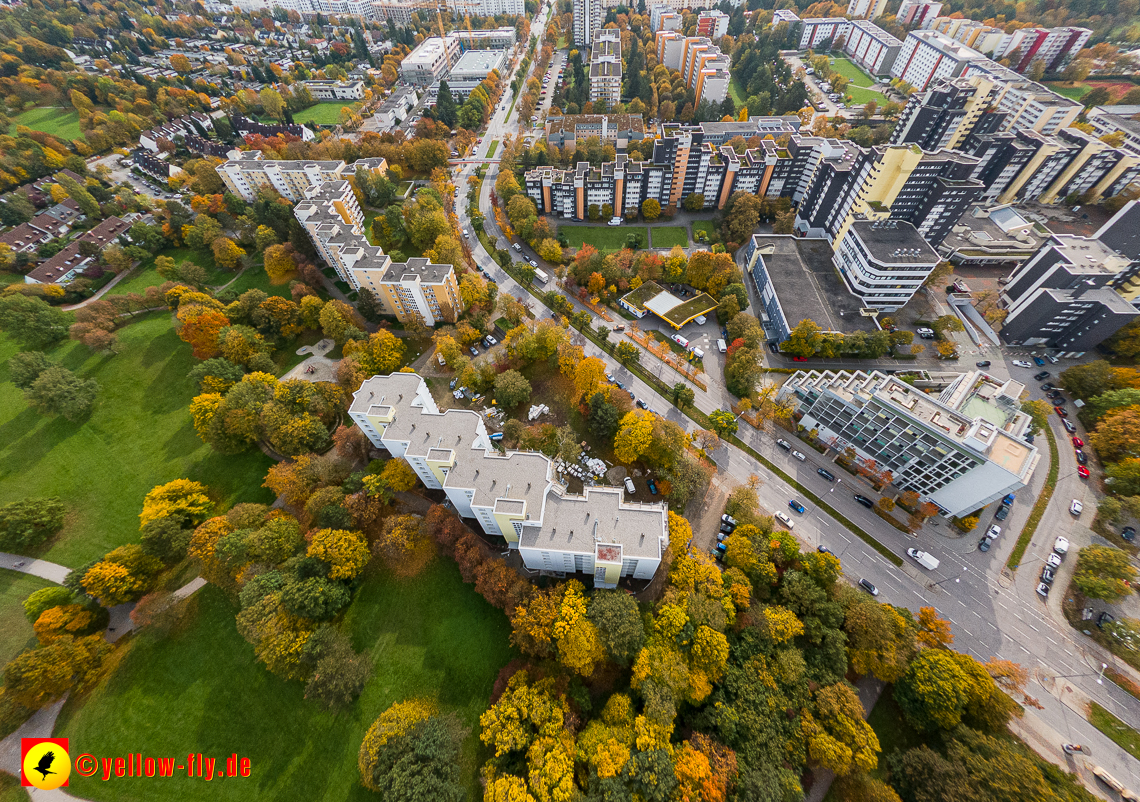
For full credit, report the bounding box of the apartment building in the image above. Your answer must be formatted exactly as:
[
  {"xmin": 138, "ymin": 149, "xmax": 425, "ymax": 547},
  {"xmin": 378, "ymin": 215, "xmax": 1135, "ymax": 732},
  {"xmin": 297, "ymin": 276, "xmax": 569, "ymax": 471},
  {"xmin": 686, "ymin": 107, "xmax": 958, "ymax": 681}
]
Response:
[
  {"xmin": 896, "ymin": 0, "xmax": 942, "ymax": 27},
  {"xmin": 796, "ymin": 19, "xmax": 901, "ymax": 76},
  {"xmin": 231, "ymin": 113, "xmax": 315, "ymax": 142},
  {"xmin": 456, "ymin": 27, "xmax": 518, "ymax": 49},
  {"xmin": 574, "ymin": 0, "xmax": 603, "ymax": 46},
  {"xmin": 889, "ymin": 76, "xmax": 1000, "ymax": 151},
  {"xmin": 216, "ymin": 151, "xmax": 351, "ymax": 202},
  {"xmin": 937, "ymin": 204, "xmax": 1051, "ymax": 269},
  {"xmin": 780, "ymin": 369, "xmax": 1040, "ymax": 517},
  {"xmin": 795, "ymin": 144, "xmax": 983, "ymax": 248},
  {"xmin": 696, "ymin": 10, "xmax": 729, "ymax": 39},
  {"xmin": 445, "ymin": 0, "xmax": 524, "ymax": 16},
  {"xmin": 303, "ymin": 79, "xmax": 365, "ymax": 100},
  {"xmin": 678, "ymin": 37, "xmax": 731, "ymax": 106},
  {"xmin": 293, "ymin": 170, "xmax": 463, "ymax": 325},
  {"xmin": 847, "ymin": 0, "xmax": 887, "ymax": 19},
  {"xmin": 1000, "ymin": 202, "xmax": 1140, "ymax": 350},
  {"xmin": 961, "ymin": 60, "xmax": 1080, "ymax": 135},
  {"xmin": 348, "ymin": 372, "xmax": 671, "ymax": 587},
  {"xmin": 1086, "ymin": 105, "xmax": 1140, "ymax": 159},
  {"xmin": 370, "ymin": 0, "xmax": 417, "ymax": 25},
  {"xmin": 656, "ymin": 30, "xmax": 687, "ymax": 71},
  {"xmin": 772, "ymin": 9, "xmax": 800, "ymax": 25},
  {"xmin": 649, "ymin": 4, "xmax": 682, "ymax": 31},
  {"xmin": 832, "ymin": 220, "xmax": 941, "ymax": 310},
  {"xmin": 589, "ymin": 30, "xmax": 622, "ymax": 107},
  {"xmin": 891, "ymin": 30, "xmax": 983, "ymax": 90},
  {"xmin": 996, "ymin": 26, "xmax": 1091, "ymax": 73},
  {"xmin": 400, "ymin": 36, "xmax": 461, "ymax": 86}
]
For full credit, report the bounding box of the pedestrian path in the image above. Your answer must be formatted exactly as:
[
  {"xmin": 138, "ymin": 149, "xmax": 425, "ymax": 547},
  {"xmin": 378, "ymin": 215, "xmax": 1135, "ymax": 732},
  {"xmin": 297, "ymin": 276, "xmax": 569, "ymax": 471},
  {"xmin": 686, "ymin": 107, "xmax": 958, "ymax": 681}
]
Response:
[{"xmin": 0, "ymin": 553, "xmax": 70, "ymax": 585}]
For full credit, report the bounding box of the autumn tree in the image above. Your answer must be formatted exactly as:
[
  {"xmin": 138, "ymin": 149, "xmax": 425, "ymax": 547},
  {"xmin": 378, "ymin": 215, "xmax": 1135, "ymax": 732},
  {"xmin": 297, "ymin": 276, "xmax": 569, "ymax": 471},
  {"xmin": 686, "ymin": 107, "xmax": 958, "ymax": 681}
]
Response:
[
  {"xmin": 358, "ymin": 699, "xmax": 464, "ymax": 801},
  {"xmin": 139, "ymin": 479, "xmax": 213, "ymax": 529},
  {"xmin": 614, "ymin": 409, "xmax": 654, "ymax": 463},
  {"xmin": 1091, "ymin": 406, "xmax": 1140, "ymax": 463},
  {"xmin": 263, "ymin": 243, "xmax": 296, "ymax": 283},
  {"xmin": 553, "ymin": 580, "xmax": 606, "ymax": 677},
  {"xmin": 4, "ymin": 635, "xmax": 110, "ymax": 709},
  {"xmin": 1073, "ymin": 545, "xmax": 1137, "ymax": 601},
  {"xmin": 308, "ymin": 528, "xmax": 370, "ymax": 580},
  {"xmin": 480, "ymin": 671, "xmax": 570, "ymax": 757},
  {"xmin": 374, "ymin": 514, "xmax": 435, "ymax": 578}
]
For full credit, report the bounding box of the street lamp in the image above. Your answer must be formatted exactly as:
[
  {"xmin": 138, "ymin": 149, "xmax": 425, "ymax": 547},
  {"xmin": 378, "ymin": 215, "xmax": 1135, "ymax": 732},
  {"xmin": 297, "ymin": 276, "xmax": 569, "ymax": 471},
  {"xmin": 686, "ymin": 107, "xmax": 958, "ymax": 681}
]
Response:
[
  {"xmin": 930, "ymin": 567, "xmax": 968, "ymax": 589},
  {"xmin": 830, "ymin": 478, "xmax": 841, "ymax": 493}
]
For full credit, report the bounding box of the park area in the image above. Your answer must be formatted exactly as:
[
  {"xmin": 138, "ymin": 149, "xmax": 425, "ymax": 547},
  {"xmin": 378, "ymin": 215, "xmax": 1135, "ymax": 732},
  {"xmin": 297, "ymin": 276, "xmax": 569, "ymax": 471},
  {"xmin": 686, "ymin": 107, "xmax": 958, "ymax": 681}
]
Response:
[
  {"xmin": 10, "ymin": 106, "xmax": 83, "ymax": 140},
  {"xmin": 0, "ymin": 314, "xmax": 275, "ymax": 568},
  {"xmin": 829, "ymin": 57, "xmax": 884, "ymax": 106},
  {"xmin": 292, "ymin": 103, "xmax": 347, "ymax": 125},
  {"xmin": 1043, "ymin": 80, "xmax": 1137, "ymax": 101},
  {"xmin": 649, "ymin": 226, "xmax": 689, "ymax": 248},
  {"xmin": 57, "ymin": 562, "xmax": 514, "ymax": 802},
  {"xmin": 561, "ymin": 225, "xmax": 648, "ymax": 252}
]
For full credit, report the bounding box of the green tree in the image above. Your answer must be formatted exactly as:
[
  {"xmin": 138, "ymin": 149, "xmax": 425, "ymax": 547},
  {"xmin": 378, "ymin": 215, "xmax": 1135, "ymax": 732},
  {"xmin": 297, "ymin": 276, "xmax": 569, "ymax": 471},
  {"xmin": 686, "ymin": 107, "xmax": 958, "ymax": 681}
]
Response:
[
  {"xmin": 708, "ymin": 409, "xmax": 739, "ymax": 437},
  {"xmin": 673, "ymin": 383, "xmax": 695, "ymax": 410},
  {"xmin": 784, "ymin": 319, "xmax": 823, "ymax": 358},
  {"xmin": 1073, "ymin": 545, "xmax": 1137, "ymax": 601},
  {"xmin": 587, "ymin": 590, "xmax": 645, "ymax": 664},
  {"xmin": 359, "ymin": 709, "xmax": 464, "ymax": 802},
  {"xmin": 0, "ymin": 295, "xmax": 70, "ymax": 350},
  {"xmin": 24, "ymin": 366, "xmax": 98, "ymax": 421},
  {"xmin": 303, "ymin": 626, "xmax": 371, "ymax": 708},
  {"xmin": 683, "ymin": 193, "xmax": 705, "ymax": 212},
  {"xmin": 9, "ymin": 351, "xmax": 53, "ymax": 389},
  {"xmin": 1020, "ymin": 400, "xmax": 1052, "ymax": 435},
  {"xmin": 894, "ymin": 649, "xmax": 971, "ymax": 732},
  {"xmin": 1106, "ymin": 458, "xmax": 1140, "ymax": 495},
  {"xmin": 1060, "ymin": 359, "xmax": 1118, "ymax": 399},
  {"xmin": 587, "ymin": 392, "xmax": 621, "ymax": 439},
  {"xmin": 615, "ymin": 341, "xmax": 640, "ymax": 365},
  {"xmin": 23, "ymin": 587, "xmax": 74, "ymax": 624},
  {"xmin": 0, "ymin": 497, "xmax": 66, "ymax": 552},
  {"xmin": 494, "ymin": 370, "xmax": 532, "ymax": 409}
]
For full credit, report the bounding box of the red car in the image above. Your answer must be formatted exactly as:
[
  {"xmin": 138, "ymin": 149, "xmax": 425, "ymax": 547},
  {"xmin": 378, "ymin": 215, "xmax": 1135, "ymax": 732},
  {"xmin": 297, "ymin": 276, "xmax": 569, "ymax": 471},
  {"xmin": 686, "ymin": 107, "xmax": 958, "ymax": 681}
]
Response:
[
  {"xmin": 1055, "ymin": 406, "xmax": 1068, "ymax": 417},
  {"xmin": 792, "ymin": 356, "xmax": 808, "ymax": 362},
  {"xmin": 1072, "ymin": 436, "xmax": 1084, "ymax": 448},
  {"xmin": 1077, "ymin": 466, "xmax": 1090, "ymax": 479}
]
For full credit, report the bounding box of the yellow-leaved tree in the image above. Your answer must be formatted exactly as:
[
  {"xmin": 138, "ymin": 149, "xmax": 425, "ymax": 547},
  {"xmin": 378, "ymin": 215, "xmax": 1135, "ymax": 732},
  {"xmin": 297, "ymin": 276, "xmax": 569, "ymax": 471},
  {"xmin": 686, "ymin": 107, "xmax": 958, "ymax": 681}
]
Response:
[
  {"xmin": 307, "ymin": 528, "xmax": 370, "ymax": 580},
  {"xmin": 552, "ymin": 580, "xmax": 605, "ymax": 677},
  {"xmin": 613, "ymin": 409, "xmax": 654, "ymax": 464}
]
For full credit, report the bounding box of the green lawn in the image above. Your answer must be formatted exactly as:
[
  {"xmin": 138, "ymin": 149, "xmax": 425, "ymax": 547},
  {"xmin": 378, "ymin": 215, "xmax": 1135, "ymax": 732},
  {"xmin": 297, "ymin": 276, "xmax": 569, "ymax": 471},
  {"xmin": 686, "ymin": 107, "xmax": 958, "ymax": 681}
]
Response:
[
  {"xmin": 112, "ymin": 247, "xmax": 231, "ymax": 297},
  {"xmin": 0, "ymin": 315, "xmax": 275, "ymax": 568},
  {"xmin": 1088, "ymin": 702, "xmax": 1140, "ymax": 759},
  {"xmin": 561, "ymin": 225, "xmax": 648, "ymax": 252},
  {"xmin": 845, "ymin": 85, "xmax": 884, "ymax": 106},
  {"xmin": 0, "ymin": 772, "xmax": 27, "ymax": 802},
  {"xmin": 691, "ymin": 220, "xmax": 717, "ymax": 243},
  {"xmin": 1044, "ymin": 82, "xmax": 1091, "ymax": 100},
  {"xmin": 11, "ymin": 107, "xmax": 83, "ymax": 141},
  {"xmin": 729, "ymin": 79, "xmax": 747, "ymax": 110},
  {"xmin": 58, "ymin": 561, "xmax": 514, "ymax": 801},
  {"xmin": 486, "ymin": 140, "xmax": 499, "ymax": 158},
  {"xmin": 292, "ymin": 103, "xmax": 349, "ymax": 125},
  {"xmin": 830, "ymin": 57, "xmax": 876, "ymax": 87},
  {"xmin": 650, "ymin": 226, "xmax": 689, "ymax": 249},
  {"xmin": 222, "ymin": 262, "xmax": 293, "ymax": 300},
  {"xmin": 0, "ymin": 571, "xmax": 57, "ymax": 667}
]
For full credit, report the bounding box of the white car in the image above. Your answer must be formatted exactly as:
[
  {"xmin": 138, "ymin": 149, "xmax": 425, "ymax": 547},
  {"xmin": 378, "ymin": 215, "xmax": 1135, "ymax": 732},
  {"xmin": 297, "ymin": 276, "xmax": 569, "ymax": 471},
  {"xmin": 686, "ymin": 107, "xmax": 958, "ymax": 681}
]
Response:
[
  {"xmin": 624, "ymin": 477, "xmax": 635, "ymax": 493},
  {"xmin": 1046, "ymin": 552, "xmax": 1062, "ymax": 568},
  {"xmin": 1053, "ymin": 536, "xmax": 1069, "ymax": 555},
  {"xmin": 1069, "ymin": 499, "xmax": 1083, "ymax": 516},
  {"xmin": 986, "ymin": 524, "xmax": 1001, "ymax": 539},
  {"xmin": 774, "ymin": 511, "xmax": 795, "ymax": 529},
  {"xmin": 1012, "ymin": 360, "xmax": 1033, "ymax": 368},
  {"xmin": 791, "ymin": 450, "xmax": 807, "ymax": 461}
]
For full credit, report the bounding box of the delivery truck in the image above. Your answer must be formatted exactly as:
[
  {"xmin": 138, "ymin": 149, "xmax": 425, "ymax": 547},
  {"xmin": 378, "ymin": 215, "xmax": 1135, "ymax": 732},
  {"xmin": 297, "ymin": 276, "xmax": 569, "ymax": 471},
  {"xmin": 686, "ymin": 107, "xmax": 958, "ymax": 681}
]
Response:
[{"xmin": 906, "ymin": 549, "xmax": 940, "ymax": 570}]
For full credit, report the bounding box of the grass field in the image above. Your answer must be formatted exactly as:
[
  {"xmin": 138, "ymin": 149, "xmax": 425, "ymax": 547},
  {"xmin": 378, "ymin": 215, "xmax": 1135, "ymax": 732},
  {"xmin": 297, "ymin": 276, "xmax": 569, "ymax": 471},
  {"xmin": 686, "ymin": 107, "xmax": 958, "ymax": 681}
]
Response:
[
  {"xmin": 829, "ymin": 57, "xmax": 884, "ymax": 106},
  {"xmin": 11, "ymin": 107, "xmax": 83, "ymax": 141},
  {"xmin": 729, "ymin": 78, "xmax": 747, "ymax": 111},
  {"xmin": 561, "ymin": 225, "xmax": 648, "ymax": 252},
  {"xmin": 223, "ymin": 260, "xmax": 294, "ymax": 300},
  {"xmin": 650, "ymin": 226, "xmax": 689, "ymax": 248},
  {"xmin": 111, "ymin": 247, "xmax": 230, "ymax": 297},
  {"xmin": 0, "ymin": 772, "xmax": 27, "ymax": 802},
  {"xmin": 57, "ymin": 562, "xmax": 514, "ymax": 801},
  {"xmin": 0, "ymin": 572, "xmax": 57, "ymax": 667},
  {"xmin": 1044, "ymin": 82, "xmax": 1090, "ymax": 99},
  {"xmin": 292, "ymin": 103, "xmax": 348, "ymax": 125},
  {"xmin": 1044, "ymin": 80, "xmax": 1136, "ymax": 101},
  {"xmin": 0, "ymin": 315, "xmax": 275, "ymax": 568},
  {"xmin": 486, "ymin": 140, "xmax": 499, "ymax": 158},
  {"xmin": 1088, "ymin": 702, "xmax": 1140, "ymax": 759},
  {"xmin": 691, "ymin": 220, "xmax": 717, "ymax": 243}
]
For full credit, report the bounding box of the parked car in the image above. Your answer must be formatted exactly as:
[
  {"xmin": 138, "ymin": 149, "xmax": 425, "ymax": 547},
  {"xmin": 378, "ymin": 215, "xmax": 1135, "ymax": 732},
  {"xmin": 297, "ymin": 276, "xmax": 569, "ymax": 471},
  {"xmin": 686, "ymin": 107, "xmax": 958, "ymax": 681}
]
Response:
[
  {"xmin": 469, "ymin": 346, "xmax": 480, "ymax": 356},
  {"xmin": 1012, "ymin": 360, "xmax": 1033, "ymax": 368},
  {"xmin": 1054, "ymin": 536, "xmax": 1070, "ymax": 555},
  {"xmin": 636, "ymin": 399, "xmax": 648, "ymax": 409},
  {"xmin": 1072, "ymin": 436, "xmax": 1085, "ymax": 448},
  {"xmin": 1062, "ymin": 420, "xmax": 1077, "ymax": 433},
  {"xmin": 1055, "ymin": 406, "xmax": 1068, "ymax": 417},
  {"xmin": 817, "ymin": 468, "xmax": 836, "ymax": 482},
  {"xmin": 647, "ymin": 478, "xmax": 658, "ymax": 495},
  {"xmin": 791, "ymin": 450, "xmax": 807, "ymax": 461},
  {"xmin": 859, "ymin": 579, "xmax": 879, "ymax": 596},
  {"xmin": 1075, "ymin": 450, "xmax": 1087, "ymax": 465},
  {"xmin": 1078, "ymin": 466, "xmax": 1090, "ymax": 479},
  {"xmin": 1034, "ymin": 357, "xmax": 1046, "ymax": 366},
  {"xmin": 1070, "ymin": 499, "xmax": 1083, "ymax": 516},
  {"xmin": 995, "ymin": 504, "xmax": 1010, "ymax": 521},
  {"xmin": 1034, "ymin": 371, "xmax": 1051, "ymax": 381},
  {"xmin": 817, "ymin": 545, "xmax": 831, "ymax": 554},
  {"xmin": 1122, "ymin": 526, "xmax": 1136, "ymax": 543},
  {"xmin": 776, "ymin": 439, "xmax": 792, "ymax": 451},
  {"xmin": 789, "ymin": 500, "xmax": 806, "ymax": 514},
  {"xmin": 976, "ymin": 361, "xmax": 991, "ymax": 367},
  {"xmin": 978, "ymin": 536, "xmax": 991, "ymax": 552},
  {"xmin": 1040, "ymin": 568, "xmax": 1055, "ymax": 585},
  {"xmin": 987, "ymin": 524, "xmax": 1001, "ymax": 539},
  {"xmin": 719, "ymin": 523, "xmax": 735, "ymax": 535},
  {"xmin": 722, "ymin": 514, "xmax": 737, "ymax": 526},
  {"xmin": 1041, "ymin": 383, "xmax": 1054, "ymax": 391},
  {"xmin": 624, "ymin": 477, "xmax": 635, "ymax": 493},
  {"xmin": 853, "ymin": 494, "xmax": 874, "ymax": 509},
  {"xmin": 1046, "ymin": 552, "xmax": 1062, "ymax": 568},
  {"xmin": 774, "ymin": 511, "xmax": 795, "ymax": 529},
  {"xmin": 1003, "ymin": 493, "xmax": 1016, "ymax": 505},
  {"xmin": 1036, "ymin": 582, "xmax": 1050, "ymax": 598}
]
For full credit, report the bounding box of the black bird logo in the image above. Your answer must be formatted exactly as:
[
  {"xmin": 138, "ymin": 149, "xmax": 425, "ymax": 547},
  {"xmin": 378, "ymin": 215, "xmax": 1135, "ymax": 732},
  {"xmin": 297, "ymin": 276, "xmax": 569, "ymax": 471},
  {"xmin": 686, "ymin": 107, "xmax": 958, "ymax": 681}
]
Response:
[{"xmin": 34, "ymin": 751, "xmax": 56, "ymax": 781}]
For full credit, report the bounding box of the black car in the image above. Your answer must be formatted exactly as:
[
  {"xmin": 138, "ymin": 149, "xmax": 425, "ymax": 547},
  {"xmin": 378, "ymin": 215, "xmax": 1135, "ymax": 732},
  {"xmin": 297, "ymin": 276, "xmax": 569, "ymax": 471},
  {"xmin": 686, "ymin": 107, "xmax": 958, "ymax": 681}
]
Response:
[
  {"xmin": 976, "ymin": 361, "xmax": 991, "ymax": 368},
  {"xmin": 1041, "ymin": 383, "xmax": 1054, "ymax": 391},
  {"xmin": 776, "ymin": 439, "xmax": 792, "ymax": 451},
  {"xmin": 853, "ymin": 494, "xmax": 874, "ymax": 509},
  {"xmin": 1075, "ymin": 450, "xmax": 1087, "ymax": 465},
  {"xmin": 995, "ymin": 504, "xmax": 1010, "ymax": 521},
  {"xmin": 1034, "ymin": 371, "xmax": 1051, "ymax": 381},
  {"xmin": 635, "ymin": 399, "xmax": 647, "ymax": 409},
  {"xmin": 1097, "ymin": 612, "xmax": 1115, "ymax": 629},
  {"xmin": 1122, "ymin": 526, "xmax": 1136, "ymax": 543},
  {"xmin": 719, "ymin": 523, "xmax": 735, "ymax": 535},
  {"xmin": 817, "ymin": 468, "xmax": 836, "ymax": 482},
  {"xmin": 817, "ymin": 545, "xmax": 831, "ymax": 554},
  {"xmin": 1041, "ymin": 568, "xmax": 1055, "ymax": 585}
]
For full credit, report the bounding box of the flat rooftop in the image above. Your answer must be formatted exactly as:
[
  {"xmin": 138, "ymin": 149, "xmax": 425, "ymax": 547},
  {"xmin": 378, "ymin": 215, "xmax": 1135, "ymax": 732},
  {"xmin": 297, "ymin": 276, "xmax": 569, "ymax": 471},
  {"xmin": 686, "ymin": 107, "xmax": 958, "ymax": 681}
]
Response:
[
  {"xmin": 450, "ymin": 49, "xmax": 504, "ymax": 76},
  {"xmin": 519, "ymin": 485, "xmax": 668, "ymax": 560},
  {"xmin": 851, "ymin": 220, "xmax": 941, "ymax": 265},
  {"xmin": 753, "ymin": 237, "xmax": 879, "ymax": 334},
  {"xmin": 939, "ymin": 205, "xmax": 1050, "ymax": 258}
]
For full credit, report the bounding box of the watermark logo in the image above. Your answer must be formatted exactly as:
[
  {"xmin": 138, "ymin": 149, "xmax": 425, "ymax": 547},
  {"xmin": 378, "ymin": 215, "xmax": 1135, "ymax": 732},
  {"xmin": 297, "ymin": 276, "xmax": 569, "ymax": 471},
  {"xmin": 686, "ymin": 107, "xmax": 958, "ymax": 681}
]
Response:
[{"xmin": 21, "ymin": 738, "xmax": 71, "ymax": 790}]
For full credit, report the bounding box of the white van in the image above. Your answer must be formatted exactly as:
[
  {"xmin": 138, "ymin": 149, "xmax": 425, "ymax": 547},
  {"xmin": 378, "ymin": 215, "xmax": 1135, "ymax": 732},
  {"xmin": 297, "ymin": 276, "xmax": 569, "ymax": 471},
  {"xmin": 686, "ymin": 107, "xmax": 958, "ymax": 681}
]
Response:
[
  {"xmin": 672, "ymin": 334, "xmax": 690, "ymax": 348},
  {"xmin": 533, "ymin": 267, "xmax": 549, "ymax": 284},
  {"xmin": 608, "ymin": 217, "xmax": 622, "ymax": 226},
  {"xmin": 907, "ymin": 549, "xmax": 940, "ymax": 570},
  {"xmin": 691, "ymin": 347, "xmax": 705, "ymax": 359},
  {"xmin": 717, "ymin": 339, "xmax": 727, "ymax": 353},
  {"xmin": 512, "ymin": 242, "xmax": 522, "ymax": 251}
]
